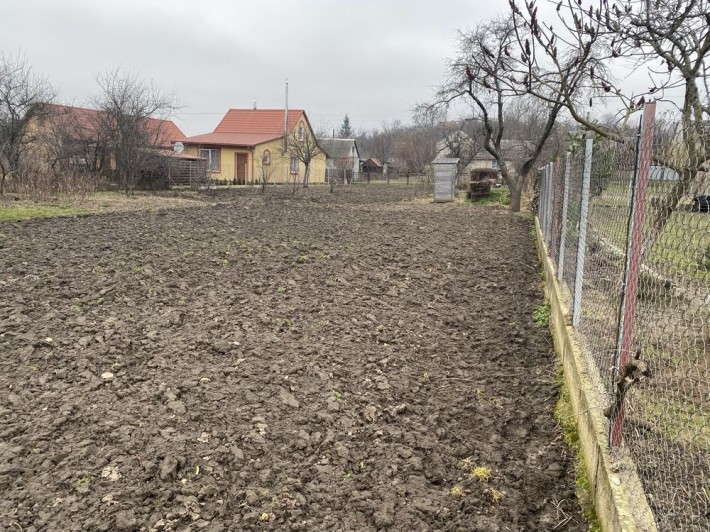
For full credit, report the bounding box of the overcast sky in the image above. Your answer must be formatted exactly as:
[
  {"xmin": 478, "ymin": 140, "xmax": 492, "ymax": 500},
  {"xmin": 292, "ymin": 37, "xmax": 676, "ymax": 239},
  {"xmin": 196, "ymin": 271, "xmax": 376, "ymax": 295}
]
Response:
[{"xmin": 0, "ymin": 0, "xmax": 516, "ymax": 136}]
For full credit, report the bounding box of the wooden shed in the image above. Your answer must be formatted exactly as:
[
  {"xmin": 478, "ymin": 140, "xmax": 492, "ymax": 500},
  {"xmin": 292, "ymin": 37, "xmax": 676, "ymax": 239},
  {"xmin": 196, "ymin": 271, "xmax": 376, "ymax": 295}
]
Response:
[{"xmin": 432, "ymin": 158, "xmax": 459, "ymax": 202}]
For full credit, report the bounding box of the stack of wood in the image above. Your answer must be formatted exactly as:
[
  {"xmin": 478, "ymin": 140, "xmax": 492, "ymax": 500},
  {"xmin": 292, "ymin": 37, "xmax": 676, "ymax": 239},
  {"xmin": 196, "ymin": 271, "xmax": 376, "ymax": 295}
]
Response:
[{"xmin": 468, "ymin": 168, "xmax": 497, "ymax": 200}]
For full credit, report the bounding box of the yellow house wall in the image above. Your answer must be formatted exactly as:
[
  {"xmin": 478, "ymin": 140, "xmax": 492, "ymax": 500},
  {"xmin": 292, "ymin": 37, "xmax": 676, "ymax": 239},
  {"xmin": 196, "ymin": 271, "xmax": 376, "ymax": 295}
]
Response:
[
  {"xmin": 265, "ymin": 119, "xmax": 327, "ymax": 184},
  {"xmin": 184, "ymin": 118, "xmax": 326, "ymax": 185},
  {"xmin": 253, "ymin": 139, "xmax": 289, "ymax": 184},
  {"xmin": 183, "ymin": 145, "xmax": 254, "ymax": 183}
]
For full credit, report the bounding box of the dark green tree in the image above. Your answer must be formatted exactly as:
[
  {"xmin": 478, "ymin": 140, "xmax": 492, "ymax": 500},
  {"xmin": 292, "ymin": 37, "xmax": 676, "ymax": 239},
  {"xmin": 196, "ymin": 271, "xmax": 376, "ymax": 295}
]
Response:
[{"xmin": 339, "ymin": 114, "xmax": 353, "ymax": 138}]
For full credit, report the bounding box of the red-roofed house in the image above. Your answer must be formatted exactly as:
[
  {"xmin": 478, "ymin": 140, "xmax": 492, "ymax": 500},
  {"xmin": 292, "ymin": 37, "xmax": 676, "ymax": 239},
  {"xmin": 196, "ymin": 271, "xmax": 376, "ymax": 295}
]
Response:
[
  {"xmin": 24, "ymin": 103, "xmax": 212, "ymax": 189},
  {"xmin": 38, "ymin": 104, "xmax": 187, "ymax": 174},
  {"xmin": 183, "ymin": 108, "xmax": 326, "ymax": 184}
]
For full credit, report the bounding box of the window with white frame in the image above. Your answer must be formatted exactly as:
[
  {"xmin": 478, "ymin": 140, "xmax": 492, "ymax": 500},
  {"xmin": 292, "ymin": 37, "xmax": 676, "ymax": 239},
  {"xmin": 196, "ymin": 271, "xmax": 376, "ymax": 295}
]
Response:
[
  {"xmin": 262, "ymin": 150, "xmax": 271, "ymax": 166},
  {"xmin": 199, "ymin": 148, "xmax": 220, "ymax": 172},
  {"xmin": 290, "ymin": 156, "xmax": 299, "ymax": 174},
  {"xmin": 491, "ymin": 159, "xmax": 499, "ymax": 170},
  {"xmin": 298, "ymin": 124, "xmax": 305, "ymax": 141}
]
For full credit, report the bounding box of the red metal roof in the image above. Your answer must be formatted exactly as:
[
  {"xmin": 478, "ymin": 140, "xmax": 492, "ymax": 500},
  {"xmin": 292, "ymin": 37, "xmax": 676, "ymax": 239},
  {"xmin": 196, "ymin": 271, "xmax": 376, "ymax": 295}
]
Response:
[
  {"xmin": 147, "ymin": 118, "xmax": 187, "ymax": 147},
  {"xmin": 45, "ymin": 104, "xmax": 186, "ymax": 148},
  {"xmin": 181, "ymin": 131, "xmax": 282, "ymax": 147},
  {"xmin": 214, "ymin": 109, "xmax": 304, "ymax": 135}
]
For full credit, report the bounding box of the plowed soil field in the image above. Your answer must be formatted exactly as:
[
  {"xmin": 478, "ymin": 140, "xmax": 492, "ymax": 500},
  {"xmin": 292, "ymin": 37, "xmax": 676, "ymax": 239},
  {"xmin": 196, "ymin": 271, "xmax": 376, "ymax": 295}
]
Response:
[{"xmin": 0, "ymin": 186, "xmax": 585, "ymax": 531}]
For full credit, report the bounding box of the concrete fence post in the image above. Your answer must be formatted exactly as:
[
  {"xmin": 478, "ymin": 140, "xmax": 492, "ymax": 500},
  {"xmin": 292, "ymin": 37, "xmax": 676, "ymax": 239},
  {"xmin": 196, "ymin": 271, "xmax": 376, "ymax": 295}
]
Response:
[
  {"xmin": 557, "ymin": 153, "xmax": 571, "ymax": 280},
  {"xmin": 609, "ymin": 102, "xmax": 656, "ymax": 447},
  {"xmin": 572, "ymin": 138, "xmax": 593, "ymax": 328}
]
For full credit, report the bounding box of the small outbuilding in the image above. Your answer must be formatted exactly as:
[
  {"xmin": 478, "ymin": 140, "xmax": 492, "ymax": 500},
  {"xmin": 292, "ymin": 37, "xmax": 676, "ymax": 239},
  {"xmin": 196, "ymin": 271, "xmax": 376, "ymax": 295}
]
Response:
[{"xmin": 432, "ymin": 158, "xmax": 459, "ymax": 202}]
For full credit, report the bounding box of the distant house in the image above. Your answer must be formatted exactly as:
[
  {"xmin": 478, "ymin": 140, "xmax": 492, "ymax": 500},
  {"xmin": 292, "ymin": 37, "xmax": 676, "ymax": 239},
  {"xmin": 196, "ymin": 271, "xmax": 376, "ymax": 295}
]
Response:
[
  {"xmin": 435, "ymin": 129, "xmax": 478, "ymax": 177},
  {"xmin": 182, "ymin": 108, "xmax": 326, "ymax": 185},
  {"xmin": 470, "ymin": 148, "xmax": 501, "ymax": 172},
  {"xmin": 318, "ymin": 138, "xmax": 360, "ymax": 183},
  {"xmin": 34, "ymin": 104, "xmax": 193, "ymax": 186},
  {"xmin": 44, "ymin": 104, "xmax": 185, "ymax": 148},
  {"xmin": 470, "ymin": 140, "xmax": 535, "ymax": 177},
  {"xmin": 362, "ymin": 158, "xmax": 383, "ymax": 174}
]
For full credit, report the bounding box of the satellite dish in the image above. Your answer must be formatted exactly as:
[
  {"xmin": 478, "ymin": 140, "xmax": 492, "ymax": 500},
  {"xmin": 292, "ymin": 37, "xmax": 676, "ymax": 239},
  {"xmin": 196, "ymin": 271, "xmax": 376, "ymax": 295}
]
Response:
[{"xmin": 173, "ymin": 141, "xmax": 184, "ymax": 153}]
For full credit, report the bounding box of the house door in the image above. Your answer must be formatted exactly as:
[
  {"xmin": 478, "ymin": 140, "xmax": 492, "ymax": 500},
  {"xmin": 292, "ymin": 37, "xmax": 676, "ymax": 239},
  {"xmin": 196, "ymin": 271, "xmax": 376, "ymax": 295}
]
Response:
[{"xmin": 236, "ymin": 154, "xmax": 248, "ymax": 184}]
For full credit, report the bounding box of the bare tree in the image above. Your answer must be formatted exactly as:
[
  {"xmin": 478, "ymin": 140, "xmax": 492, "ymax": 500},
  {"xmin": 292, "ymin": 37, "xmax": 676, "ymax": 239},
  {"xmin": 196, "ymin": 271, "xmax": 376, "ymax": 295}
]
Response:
[
  {"xmin": 431, "ymin": 15, "xmax": 569, "ymax": 211},
  {"xmin": 510, "ymin": 0, "xmax": 709, "ymax": 137},
  {"xmin": 92, "ymin": 68, "xmax": 178, "ymax": 195},
  {"xmin": 330, "ymin": 155, "xmax": 353, "ymax": 190},
  {"xmin": 369, "ymin": 121, "xmax": 401, "ymax": 183},
  {"xmin": 45, "ymin": 104, "xmax": 111, "ymax": 175},
  {"xmin": 511, "ymin": 0, "xmax": 710, "ymax": 245},
  {"xmin": 0, "ymin": 53, "xmax": 54, "ymax": 195},
  {"xmin": 286, "ymin": 128, "xmax": 322, "ymax": 189},
  {"xmin": 395, "ymin": 125, "xmax": 438, "ymax": 179},
  {"xmin": 436, "ymin": 118, "xmax": 486, "ymax": 181},
  {"xmin": 396, "ymin": 110, "xmax": 443, "ymax": 180},
  {"xmin": 255, "ymin": 147, "xmax": 275, "ymax": 193}
]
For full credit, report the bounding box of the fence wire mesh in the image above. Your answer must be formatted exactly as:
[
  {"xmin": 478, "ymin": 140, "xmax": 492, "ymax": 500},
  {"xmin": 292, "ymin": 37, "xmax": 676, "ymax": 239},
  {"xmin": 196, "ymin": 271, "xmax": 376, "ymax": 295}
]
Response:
[{"xmin": 537, "ymin": 105, "xmax": 709, "ymax": 531}]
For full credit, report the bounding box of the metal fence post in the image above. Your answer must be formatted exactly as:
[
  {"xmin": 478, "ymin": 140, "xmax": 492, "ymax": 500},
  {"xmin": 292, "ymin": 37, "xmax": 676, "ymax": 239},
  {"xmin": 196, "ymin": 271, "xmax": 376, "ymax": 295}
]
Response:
[
  {"xmin": 557, "ymin": 153, "xmax": 571, "ymax": 280},
  {"xmin": 609, "ymin": 102, "xmax": 656, "ymax": 447},
  {"xmin": 543, "ymin": 164, "xmax": 552, "ymax": 244},
  {"xmin": 572, "ymin": 138, "xmax": 593, "ymax": 328},
  {"xmin": 537, "ymin": 167, "xmax": 547, "ymax": 232},
  {"xmin": 542, "ymin": 165, "xmax": 548, "ymax": 241}
]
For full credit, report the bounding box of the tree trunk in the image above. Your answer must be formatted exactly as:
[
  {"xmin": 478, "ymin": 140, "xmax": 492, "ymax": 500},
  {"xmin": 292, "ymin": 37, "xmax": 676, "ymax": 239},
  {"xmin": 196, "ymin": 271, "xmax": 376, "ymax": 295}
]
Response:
[
  {"xmin": 641, "ymin": 168, "xmax": 693, "ymax": 261},
  {"xmin": 500, "ymin": 168, "xmax": 523, "ymax": 213},
  {"xmin": 510, "ymin": 186, "xmax": 522, "ymax": 212}
]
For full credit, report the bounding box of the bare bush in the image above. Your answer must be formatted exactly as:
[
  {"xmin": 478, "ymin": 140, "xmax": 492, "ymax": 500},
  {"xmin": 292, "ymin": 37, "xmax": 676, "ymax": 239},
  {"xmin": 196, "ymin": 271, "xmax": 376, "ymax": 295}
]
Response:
[{"xmin": 7, "ymin": 158, "xmax": 97, "ymax": 201}]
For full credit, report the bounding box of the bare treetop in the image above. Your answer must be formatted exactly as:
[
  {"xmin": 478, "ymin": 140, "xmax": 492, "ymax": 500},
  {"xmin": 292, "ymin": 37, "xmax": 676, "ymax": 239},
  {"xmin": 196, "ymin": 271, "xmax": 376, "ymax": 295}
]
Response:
[
  {"xmin": 0, "ymin": 53, "xmax": 55, "ymax": 194},
  {"xmin": 509, "ymin": 0, "xmax": 710, "ymax": 137},
  {"xmin": 428, "ymin": 14, "xmax": 569, "ymax": 211},
  {"xmin": 92, "ymin": 68, "xmax": 178, "ymax": 194}
]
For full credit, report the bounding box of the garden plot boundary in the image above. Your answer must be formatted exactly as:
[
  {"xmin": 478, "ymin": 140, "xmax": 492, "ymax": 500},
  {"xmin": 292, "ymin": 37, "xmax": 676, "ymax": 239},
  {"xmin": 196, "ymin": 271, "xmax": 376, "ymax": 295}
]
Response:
[{"xmin": 535, "ymin": 219, "xmax": 657, "ymax": 532}]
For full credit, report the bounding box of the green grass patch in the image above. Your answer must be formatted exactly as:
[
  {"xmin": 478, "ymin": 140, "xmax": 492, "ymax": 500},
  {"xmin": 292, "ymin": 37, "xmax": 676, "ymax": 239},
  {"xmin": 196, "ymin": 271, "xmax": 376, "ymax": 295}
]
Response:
[
  {"xmin": 589, "ymin": 196, "xmax": 710, "ymax": 280},
  {"xmin": 554, "ymin": 369, "xmax": 602, "ymax": 531},
  {"xmin": 532, "ymin": 303, "xmax": 551, "ymax": 328},
  {"xmin": 0, "ymin": 205, "xmax": 89, "ymax": 222},
  {"xmin": 466, "ymin": 186, "xmax": 511, "ymax": 206}
]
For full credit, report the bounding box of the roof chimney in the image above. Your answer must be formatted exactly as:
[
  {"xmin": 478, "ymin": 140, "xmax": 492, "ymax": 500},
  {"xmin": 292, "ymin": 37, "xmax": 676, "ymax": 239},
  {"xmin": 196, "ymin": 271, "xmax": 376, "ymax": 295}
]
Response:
[{"xmin": 253, "ymin": 97, "xmax": 257, "ymax": 110}]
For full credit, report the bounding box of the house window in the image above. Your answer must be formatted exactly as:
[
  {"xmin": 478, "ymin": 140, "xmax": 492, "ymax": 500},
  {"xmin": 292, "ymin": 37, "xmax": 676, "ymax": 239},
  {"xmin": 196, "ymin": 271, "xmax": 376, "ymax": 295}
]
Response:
[
  {"xmin": 199, "ymin": 148, "xmax": 220, "ymax": 172},
  {"xmin": 290, "ymin": 156, "xmax": 299, "ymax": 174},
  {"xmin": 262, "ymin": 150, "xmax": 271, "ymax": 166},
  {"xmin": 491, "ymin": 159, "xmax": 499, "ymax": 170},
  {"xmin": 298, "ymin": 124, "xmax": 305, "ymax": 142}
]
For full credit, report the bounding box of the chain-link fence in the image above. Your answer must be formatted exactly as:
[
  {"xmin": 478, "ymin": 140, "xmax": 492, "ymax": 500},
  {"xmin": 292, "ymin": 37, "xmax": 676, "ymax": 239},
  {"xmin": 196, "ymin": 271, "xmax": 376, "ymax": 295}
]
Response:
[{"xmin": 538, "ymin": 102, "xmax": 709, "ymax": 531}]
